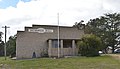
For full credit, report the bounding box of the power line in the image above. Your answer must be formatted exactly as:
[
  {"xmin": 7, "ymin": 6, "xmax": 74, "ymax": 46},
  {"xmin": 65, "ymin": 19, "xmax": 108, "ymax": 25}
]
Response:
[{"xmin": 2, "ymin": 26, "xmax": 10, "ymax": 60}]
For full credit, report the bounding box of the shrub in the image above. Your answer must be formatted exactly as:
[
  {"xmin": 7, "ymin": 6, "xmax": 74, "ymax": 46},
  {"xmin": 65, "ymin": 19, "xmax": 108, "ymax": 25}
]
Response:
[{"xmin": 77, "ymin": 34, "xmax": 102, "ymax": 57}]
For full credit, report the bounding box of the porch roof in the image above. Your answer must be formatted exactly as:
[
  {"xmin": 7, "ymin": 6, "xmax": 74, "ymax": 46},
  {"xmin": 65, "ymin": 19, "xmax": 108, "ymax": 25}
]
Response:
[{"xmin": 47, "ymin": 39, "xmax": 81, "ymax": 42}]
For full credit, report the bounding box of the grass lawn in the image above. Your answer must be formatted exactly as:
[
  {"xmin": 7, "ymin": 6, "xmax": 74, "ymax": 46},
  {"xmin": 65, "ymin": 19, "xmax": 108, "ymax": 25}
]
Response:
[{"xmin": 0, "ymin": 55, "xmax": 120, "ymax": 69}]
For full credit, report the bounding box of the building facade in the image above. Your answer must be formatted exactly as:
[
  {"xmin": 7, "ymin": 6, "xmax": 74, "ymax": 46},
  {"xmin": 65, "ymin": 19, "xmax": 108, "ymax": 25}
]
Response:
[{"xmin": 16, "ymin": 25, "xmax": 84, "ymax": 59}]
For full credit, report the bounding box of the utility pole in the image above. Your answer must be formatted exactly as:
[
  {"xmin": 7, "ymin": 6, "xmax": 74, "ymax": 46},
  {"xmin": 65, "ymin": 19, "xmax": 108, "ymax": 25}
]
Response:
[{"xmin": 2, "ymin": 26, "xmax": 10, "ymax": 60}]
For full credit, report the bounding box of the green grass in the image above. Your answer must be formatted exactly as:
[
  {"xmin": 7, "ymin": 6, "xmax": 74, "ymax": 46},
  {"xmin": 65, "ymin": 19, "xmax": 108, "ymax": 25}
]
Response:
[{"xmin": 0, "ymin": 55, "xmax": 120, "ymax": 69}]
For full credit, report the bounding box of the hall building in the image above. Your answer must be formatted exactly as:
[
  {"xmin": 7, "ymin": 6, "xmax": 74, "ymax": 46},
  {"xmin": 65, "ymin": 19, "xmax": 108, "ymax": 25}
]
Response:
[{"xmin": 16, "ymin": 24, "xmax": 84, "ymax": 59}]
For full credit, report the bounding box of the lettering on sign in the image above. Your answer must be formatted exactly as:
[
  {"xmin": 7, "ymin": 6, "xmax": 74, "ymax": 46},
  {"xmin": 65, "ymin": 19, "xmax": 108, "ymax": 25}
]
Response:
[{"xmin": 28, "ymin": 28, "xmax": 53, "ymax": 33}]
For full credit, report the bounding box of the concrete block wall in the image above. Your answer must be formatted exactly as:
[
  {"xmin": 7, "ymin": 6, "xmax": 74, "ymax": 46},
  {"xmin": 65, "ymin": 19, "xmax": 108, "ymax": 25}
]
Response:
[{"xmin": 16, "ymin": 25, "xmax": 84, "ymax": 59}]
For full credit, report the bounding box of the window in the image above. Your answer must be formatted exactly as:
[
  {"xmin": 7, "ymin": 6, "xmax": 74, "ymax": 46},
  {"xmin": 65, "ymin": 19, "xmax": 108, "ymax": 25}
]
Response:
[
  {"xmin": 52, "ymin": 40, "xmax": 60, "ymax": 48},
  {"xmin": 63, "ymin": 40, "xmax": 72, "ymax": 48}
]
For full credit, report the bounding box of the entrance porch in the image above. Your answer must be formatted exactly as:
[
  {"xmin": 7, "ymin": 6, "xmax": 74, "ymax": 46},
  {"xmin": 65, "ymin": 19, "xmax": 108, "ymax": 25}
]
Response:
[{"xmin": 48, "ymin": 39, "xmax": 79, "ymax": 57}]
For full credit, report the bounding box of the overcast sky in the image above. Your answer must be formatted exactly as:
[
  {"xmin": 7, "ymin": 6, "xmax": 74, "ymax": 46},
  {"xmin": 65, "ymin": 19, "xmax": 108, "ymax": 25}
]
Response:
[{"xmin": 0, "ymin": 0, "xmax": 120, "ymax": 41}]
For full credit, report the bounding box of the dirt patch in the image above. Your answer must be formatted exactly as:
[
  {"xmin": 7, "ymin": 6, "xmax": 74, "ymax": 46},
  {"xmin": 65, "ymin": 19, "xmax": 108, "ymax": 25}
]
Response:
[{"xmin": 108, "ymin": 54, "xmax": 120, "ymax": 60}]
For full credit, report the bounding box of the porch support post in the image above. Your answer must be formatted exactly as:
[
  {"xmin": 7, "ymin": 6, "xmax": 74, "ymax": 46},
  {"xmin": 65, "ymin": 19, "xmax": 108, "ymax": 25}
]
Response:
[
  {"xmin": 72, "ymin": 40, "xmax": 75, "ymax": 56},
  {"xmin": 48, "ymin": 40, "xmax": 52, "ymax": 57},
  {"xmin": 60, "ymin": 40, "xmax": 63, "ymax": 57}
]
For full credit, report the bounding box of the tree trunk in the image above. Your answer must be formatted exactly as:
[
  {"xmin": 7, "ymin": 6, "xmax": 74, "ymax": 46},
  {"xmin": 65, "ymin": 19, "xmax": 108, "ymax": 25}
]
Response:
[{"xmin": 112, "ymin": 45, "xmax": 114, "ymax": 53}]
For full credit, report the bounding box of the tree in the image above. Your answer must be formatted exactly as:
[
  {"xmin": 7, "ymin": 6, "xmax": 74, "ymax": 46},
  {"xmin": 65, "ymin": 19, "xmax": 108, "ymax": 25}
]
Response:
[
  {"xmin": 0, "ymin": 32, "xmax": 3, "ymax": 42},
  {"xmin": 73, "ymin": 20, "xmax": 85, "ymax": 30},
  {"xmin": 86, "ymin": 13, "xmax": 120, "ymax": 53},
  {"xmin": 0, "ymin": 41, "xmax": 4, "ymax": 56},
  {"xmin": 0, "ymin": 32, "xmax": 4, "ymax": 56},
  {"xmin": 6, "ymin": 35, "xmax": 16, "ymax": 57},
  {"xmin": 77, "ymin": 34, "xmax": 102, "ymax": 57}
]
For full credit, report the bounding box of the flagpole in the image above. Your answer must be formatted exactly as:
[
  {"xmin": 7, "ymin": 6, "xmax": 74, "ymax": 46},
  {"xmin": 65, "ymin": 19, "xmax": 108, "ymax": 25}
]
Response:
[{"xmin": 57, "ymin": 13, "xmax": 60, "ymax": 58}]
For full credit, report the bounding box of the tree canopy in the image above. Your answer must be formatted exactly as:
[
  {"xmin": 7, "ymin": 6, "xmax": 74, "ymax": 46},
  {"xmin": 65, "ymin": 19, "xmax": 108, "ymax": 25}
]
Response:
[
  {"xmin": 85, "ymin": 13, "xmax": 120, "ymax": 53},
  {"xmin": 0, "ymin": 32, "xmax": 3, "ymax": 42},
  {"xmin": 0, "ymin": 32, "xmax": 4, "ymax": 56},
  {"xmin": 6, "ymin": 35, "xmax": 16, "ymax": 57}
]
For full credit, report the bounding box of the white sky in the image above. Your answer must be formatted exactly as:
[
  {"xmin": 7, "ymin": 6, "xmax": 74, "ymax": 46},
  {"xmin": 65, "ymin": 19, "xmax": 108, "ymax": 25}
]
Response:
[{"xmin": 0, "ymin": 0, "xmax": 120, "ymax": 41}]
